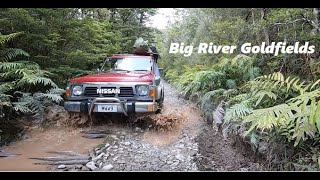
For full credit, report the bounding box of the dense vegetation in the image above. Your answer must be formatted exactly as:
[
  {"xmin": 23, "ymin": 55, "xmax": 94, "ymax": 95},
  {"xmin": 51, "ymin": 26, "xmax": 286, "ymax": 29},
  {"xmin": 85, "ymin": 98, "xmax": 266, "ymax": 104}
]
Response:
[
  {"xmin": 0, "ymin": 8, "xmax": 157, "ymax": 143},
  {"xmin": 1, "ymin": 8, "xmax": 320, "ymax": 171},
  {"xmin": 158, "ymin": 8, "xmax": 320, "ymax": 170}
]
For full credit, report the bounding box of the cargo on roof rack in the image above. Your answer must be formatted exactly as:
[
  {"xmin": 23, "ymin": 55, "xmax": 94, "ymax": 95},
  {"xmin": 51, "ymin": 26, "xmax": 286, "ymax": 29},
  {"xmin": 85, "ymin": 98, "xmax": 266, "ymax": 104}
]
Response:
[{"xmin": 132, "ymin": 37, "xmax": 160, "ymax": 63}]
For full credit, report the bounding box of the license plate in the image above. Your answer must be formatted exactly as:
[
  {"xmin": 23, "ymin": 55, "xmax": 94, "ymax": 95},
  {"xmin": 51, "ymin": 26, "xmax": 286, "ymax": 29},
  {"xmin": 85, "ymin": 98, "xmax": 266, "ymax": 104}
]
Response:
[{"xmin": 97, "ymin": 105, "xmax": 117, "ymax": 112}]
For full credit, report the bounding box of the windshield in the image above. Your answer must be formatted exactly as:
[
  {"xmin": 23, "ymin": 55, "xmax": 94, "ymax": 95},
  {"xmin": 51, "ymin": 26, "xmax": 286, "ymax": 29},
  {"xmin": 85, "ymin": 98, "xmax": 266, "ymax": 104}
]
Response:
[{"xmin": 103, "ymin": 57, "xmax": 152, "ymax": 72}]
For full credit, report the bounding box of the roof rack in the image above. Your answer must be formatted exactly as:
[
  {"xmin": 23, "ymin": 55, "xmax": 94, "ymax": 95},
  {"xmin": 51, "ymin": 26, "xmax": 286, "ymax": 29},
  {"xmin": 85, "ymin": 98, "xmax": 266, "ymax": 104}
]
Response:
[{"xmin": 111, "ymin": 53, "xmax": 153, "ymax": 57}]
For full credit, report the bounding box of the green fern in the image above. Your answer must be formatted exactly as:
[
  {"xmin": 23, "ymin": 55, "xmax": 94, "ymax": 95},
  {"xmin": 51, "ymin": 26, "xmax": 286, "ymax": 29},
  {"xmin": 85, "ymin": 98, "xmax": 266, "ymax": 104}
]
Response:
[
  {"xmin": 224, "ymin": 100, "xmax": 253, "ymax": 124},
  {"xmin": 224, "ymin": 72, "xmax": 320, "ymax": 147},
  {"xmin": 251, "ymin": 90, "xmax": 277, "ymax": 107},
  {"xmin": 0, "ymin": 32, "xmax": 23, "ymax": 45},
  {"xmin": 13, "ymin": 88, "xmax": 65, "ymax": 121},
  {"xmin": 0, "ymin": 32, "xmax": 64, "ymax": 121},
  {"xmin": 252, "ymin": 72, "xmax": 310, "ymax": 94},
  {"xmin": 242, "ymin": 86, "xmax": 320, "ymax": 147},
  {"xmin": 0, "ymin": 48, "xmax": 29, "ymax": 61},
  {"xmin": 184, "ymin": 71, "xmax": 226, "ymax": 98}
]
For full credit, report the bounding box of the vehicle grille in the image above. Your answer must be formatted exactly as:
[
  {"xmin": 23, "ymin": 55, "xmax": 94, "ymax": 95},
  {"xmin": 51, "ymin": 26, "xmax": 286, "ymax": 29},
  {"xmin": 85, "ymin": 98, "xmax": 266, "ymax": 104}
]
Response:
[
  {"xmin": 84, "ymin": 87, "xmax": 134, "ymax": 97},
  {"xmin": 119, "ymin": 87, "xmax": 134, "ymax": 97},
  {"xmin": 84, "ymin": 87, "xmax": 99, "ymax": 97}
]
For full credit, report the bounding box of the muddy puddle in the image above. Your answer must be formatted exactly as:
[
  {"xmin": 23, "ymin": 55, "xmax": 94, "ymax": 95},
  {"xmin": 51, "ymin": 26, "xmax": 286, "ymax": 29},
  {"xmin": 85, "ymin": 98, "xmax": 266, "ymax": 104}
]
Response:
[{"xmin": 0, "ymin": 127, "xmax": 104, "ymax": 171}]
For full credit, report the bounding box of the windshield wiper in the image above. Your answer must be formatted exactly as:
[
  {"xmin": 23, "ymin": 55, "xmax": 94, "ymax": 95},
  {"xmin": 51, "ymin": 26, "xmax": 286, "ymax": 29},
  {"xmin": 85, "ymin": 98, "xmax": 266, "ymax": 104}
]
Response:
[
  {"xmin": 113, "ymin": 69, "xmax": 131, "ymax": 72},
  {"xmin": 133, "ymin": 70, "xmax": 149, "ymax": 71}
]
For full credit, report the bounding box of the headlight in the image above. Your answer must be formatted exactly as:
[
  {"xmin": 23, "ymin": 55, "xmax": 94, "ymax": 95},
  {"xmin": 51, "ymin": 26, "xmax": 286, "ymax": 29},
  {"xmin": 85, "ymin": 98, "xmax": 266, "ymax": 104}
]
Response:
[
  {"xmin": 137, "ymin": 85, "xmax": 148, "ymax": 96},
  {"xmin": 72, "ymin": 86, "xmax": 83, "ymax": 96}
]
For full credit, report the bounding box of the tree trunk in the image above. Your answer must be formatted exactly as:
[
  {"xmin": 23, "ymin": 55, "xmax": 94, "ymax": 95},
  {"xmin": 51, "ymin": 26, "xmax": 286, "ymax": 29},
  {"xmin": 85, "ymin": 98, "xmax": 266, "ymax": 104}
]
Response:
[
  {"xmin": 313, "ymin": 8, "xmax": 320, "ymax": 33},
  {"xmin": 261, "ymin": 8, "xmax": 270, "ymax": 46}
]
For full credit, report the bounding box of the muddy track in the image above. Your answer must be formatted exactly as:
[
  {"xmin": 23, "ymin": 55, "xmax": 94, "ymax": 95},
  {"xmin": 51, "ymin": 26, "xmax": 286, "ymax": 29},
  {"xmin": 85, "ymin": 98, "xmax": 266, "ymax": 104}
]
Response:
[{"xmin": 0, "ymin": 80, "xmax": 262, "ymax": 171}]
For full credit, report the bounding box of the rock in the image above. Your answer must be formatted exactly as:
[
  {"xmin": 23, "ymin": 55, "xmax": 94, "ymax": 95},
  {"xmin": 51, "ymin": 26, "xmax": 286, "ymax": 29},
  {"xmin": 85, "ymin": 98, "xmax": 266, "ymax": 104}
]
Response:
[
  {"xmin": 191, "ymin": 165, "xmax": 198, "ymax": 171},
  {"xmin": 102, "ymin": 164, "xmax": 114, "ymax": 171},
  {"xmin": 110, "ymin": 135, "xmax": 118, "ymax": 140},
  {"xmin": 176, "ymin": 144, "xmax": 185, "ymax": 149},
  {"xmin": 135, "ymin": 127, "xmax": 141, "ymax": 132},
  {"xmin": 112, "ymin": 156, "xmax": 118, "ymax": 161},
  {"xmin": 81, "ymin": 166, "xmax": 90, "ymax": 171},
  {"xmin": 172, "ymin": 161, "xmax": 180, "ymax": 167},
  {"xmin": 75, "ymin": 165, "xmax": 82, "ymax": 169},
  {"xmin": 99, "ymin": 162, "xmax": 103, "ymax": 168},
  {"xmin": 168, "ymin": 156, "xmax": 174, "ymax": 161},
  {"xmin": 175, "ymin": 154, "xmax": 184, "ymax": 161},
  {"xmin": 133, "ymin": 133, "xmax": 139, "ymax": 136},
  {"xmin": 86, "ymin": 161, "xmax": 97, "ymax": 171},
  {"xmin": 113, "ymin": 146, "xmax": 118, "ymax": 149},
  {"xmin": 258, "ymin": 141, "xmax": 269, "ymax": 155},
  {"xmin": 92, "ymin": 153, "xmax": 106, "ymax": 161},
  {"xmin": 124, "ymin": 142, "xmax": 131, "ymax": 146},
  {"xmin": 240, "ymin": 168, "xmax": 248, "ymax": 171},
  {"xmin": 58, "ymin": 165, "xmax": 66, "ymax": 169},
  {"xmin": 167, "ymin": 161, "xmax": 173, "ymax": 165},
  {"xmin": 118, "ymin": 160, "xmax": 126, "ymax": 164},
  {"xmin": 105, "ymin": 143, "xmax": 110, "ymax": 147}
]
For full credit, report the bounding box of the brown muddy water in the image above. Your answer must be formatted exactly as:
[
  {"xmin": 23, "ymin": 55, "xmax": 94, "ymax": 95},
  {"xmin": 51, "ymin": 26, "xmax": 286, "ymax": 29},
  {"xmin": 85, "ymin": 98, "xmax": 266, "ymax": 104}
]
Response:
[{"xmin": 0, "ymin": 127, "xmax": 104, "ymax": 171}]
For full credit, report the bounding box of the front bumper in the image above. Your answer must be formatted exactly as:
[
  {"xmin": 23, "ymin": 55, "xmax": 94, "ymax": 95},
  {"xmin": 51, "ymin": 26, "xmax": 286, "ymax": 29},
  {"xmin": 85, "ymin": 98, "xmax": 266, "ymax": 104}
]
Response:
[{"xmin": 64, "ymin": 99, "xmax": 157, "ymax": 115}]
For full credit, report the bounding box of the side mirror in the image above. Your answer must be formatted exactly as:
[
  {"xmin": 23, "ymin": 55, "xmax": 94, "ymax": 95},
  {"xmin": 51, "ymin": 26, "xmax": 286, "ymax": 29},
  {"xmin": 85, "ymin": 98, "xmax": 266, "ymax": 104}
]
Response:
[
  {"xmin": 155, "ymin": 76, "xmax": 160, "ymax": 86},
  {"xmin": 158, "ymin": 68, "xmax": 163, "ymax": 76}
]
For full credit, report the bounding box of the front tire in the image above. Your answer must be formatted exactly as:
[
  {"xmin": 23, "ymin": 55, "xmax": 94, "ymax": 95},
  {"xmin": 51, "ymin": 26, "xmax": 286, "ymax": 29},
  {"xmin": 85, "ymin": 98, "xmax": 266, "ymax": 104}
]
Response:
[{"xmin": 156, "ymin": 89, "xmax": 164, "ymax": 114}]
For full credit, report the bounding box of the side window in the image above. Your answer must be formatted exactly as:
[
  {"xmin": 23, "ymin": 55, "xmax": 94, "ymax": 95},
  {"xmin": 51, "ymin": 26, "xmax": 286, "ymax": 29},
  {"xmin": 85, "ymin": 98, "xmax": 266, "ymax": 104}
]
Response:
[{"xmin": 154, "ymin": 63, "xmax": 160, "ymax": 78}]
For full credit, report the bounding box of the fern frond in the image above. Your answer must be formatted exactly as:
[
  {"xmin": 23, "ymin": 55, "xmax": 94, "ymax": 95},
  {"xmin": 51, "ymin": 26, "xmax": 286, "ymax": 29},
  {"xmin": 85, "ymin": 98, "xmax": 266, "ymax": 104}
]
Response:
[
  {"xmin": 310, "ymin": 79, "xmax": 320, "ymax": 90},
  {"xmin": 0, "ymin": 82, "xmax": 15, "ymax": 93},
  {"xmin": 46, "ymin": 88, "xmax": 65, "ymax": 95},
  {"xmin": 226, "ymin": 79, "xmax": 237, "ymax": 89},
  {"xmin": 253, "ymin": 72, "xmax": 306, "ymax": 94},
  {"xmin": 252, "ymin": 90, "xmax": 277, "ymax": 107},
  {"xmin": 12, "ymin": 102, "xmax": 32, "ymax": 114},
  {"xmin": 0, "ymin": 32, "xmax": 23, "ymax": 45},
  {"xmin": 0, "ymin": 48, "xmax": 29, "ymax": 61},
  {"xmin": 242, "ymin": 89, "xmax": 320, "ymax": 146},
  {"xmin": 17, "ymin": 75, "xmax": 58, "ymax": 88},
  {"xmin": 224, "ymin": 100, "xmax": 253, "ymax": 123},
  {"xmin": 34, "ymin": 92, "xmax": 64, "ymax": 103},
  {"xmin": 0, "ymin": 61, "xmax": 40, "ymax": 71}
]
